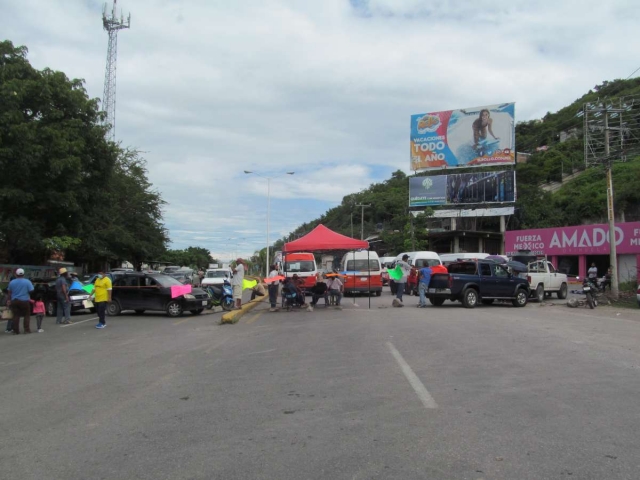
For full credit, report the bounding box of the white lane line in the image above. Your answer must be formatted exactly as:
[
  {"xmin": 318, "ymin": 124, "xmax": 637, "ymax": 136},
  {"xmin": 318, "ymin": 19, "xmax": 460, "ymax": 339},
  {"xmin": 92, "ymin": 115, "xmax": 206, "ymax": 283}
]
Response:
[
  {"xmin": 386, "ymin": 341, "xmax": 438, "ymax": 409},
  {"xmin": 243, "ymin": 348, "xmax": 277, "ymax": 356},
  {"xmin": 61, "ymin": 317, "xmax": 98, "ymax": 327}
]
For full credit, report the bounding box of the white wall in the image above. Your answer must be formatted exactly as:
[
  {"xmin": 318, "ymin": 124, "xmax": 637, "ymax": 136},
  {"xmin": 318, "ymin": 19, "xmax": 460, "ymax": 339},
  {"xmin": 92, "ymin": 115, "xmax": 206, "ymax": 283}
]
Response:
[{"xmin": 618, "ymin": 255, "xmax": 637, "ymax": 283}]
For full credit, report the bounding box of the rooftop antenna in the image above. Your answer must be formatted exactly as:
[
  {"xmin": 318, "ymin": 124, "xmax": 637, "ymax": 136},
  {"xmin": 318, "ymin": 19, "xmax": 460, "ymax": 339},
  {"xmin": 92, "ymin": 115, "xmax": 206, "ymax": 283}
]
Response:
[{"xmin": 102, "ymin": 0, "xmax": 131, "ymax": 142}]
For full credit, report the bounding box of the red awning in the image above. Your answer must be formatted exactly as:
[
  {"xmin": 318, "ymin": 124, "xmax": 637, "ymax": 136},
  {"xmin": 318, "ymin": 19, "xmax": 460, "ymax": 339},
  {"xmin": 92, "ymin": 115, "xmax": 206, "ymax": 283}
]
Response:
[{"xmin": 283, "ymin": 224, "xmax": 369, "ymax": 253}]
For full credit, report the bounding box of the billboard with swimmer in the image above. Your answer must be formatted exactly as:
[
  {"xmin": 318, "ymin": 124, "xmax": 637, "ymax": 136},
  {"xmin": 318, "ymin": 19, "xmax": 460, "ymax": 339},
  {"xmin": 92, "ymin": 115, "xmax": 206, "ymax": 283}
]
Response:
[{"xmin": 410, "ymin": 103, "xmax": 515, "ymax": 171}]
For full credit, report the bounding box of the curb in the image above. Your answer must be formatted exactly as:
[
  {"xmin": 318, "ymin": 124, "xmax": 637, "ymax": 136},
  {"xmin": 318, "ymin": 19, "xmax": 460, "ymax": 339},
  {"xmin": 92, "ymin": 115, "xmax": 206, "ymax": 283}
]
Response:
[{"xmin": 220, "ymin": 295, "xmax": 268, "ymax": 325}]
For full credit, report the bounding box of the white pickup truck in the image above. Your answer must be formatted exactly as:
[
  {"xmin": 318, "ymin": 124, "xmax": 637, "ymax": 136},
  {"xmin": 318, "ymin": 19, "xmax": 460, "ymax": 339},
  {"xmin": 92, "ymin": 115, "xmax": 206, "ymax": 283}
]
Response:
[{"xmin": 525, "ymin": 260, "xmax": 568, "ymax": 302}]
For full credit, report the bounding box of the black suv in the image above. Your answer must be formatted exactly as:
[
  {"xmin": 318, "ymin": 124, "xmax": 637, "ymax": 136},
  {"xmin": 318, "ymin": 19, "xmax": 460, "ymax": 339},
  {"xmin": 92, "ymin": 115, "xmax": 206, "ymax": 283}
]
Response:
[{"xmin": 107, "ymin": 272, "xmax": 210, "ymax": 317}]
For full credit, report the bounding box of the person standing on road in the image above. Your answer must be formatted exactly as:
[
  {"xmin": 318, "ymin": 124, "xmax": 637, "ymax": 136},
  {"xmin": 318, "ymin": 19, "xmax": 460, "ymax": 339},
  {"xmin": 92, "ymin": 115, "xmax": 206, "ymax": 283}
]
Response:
[
  {"xmin": 31, "ymin": 295, "xmax": 46, "ymax": 332},
  {"xmin": 231, "ymin": 258, "xmax": 245, "ymax": 310},
  {"xmin": 56, "ymin": 268, "xmax": 72, "ymax": 325},
  {"xmin": 587, "ymin": 263, "xmax": 598, "ymax": 283},
  {"xmin": 7, "ymin": 268, "xmax": 34, "ymax": 335},
  {"xmin": 267, "ymin": 264, "xmax": 280, "ymax": 312},
  {"xmin": 417, "ymin": 266, "xmax": 432, "ymax": 308},
  {"xmin": 394, "ymin": 255, "xmax": 412, "ymax": 304},
  {"xmin": 93, "ymin": 271, "xmax": 112, "ymax": 329}
]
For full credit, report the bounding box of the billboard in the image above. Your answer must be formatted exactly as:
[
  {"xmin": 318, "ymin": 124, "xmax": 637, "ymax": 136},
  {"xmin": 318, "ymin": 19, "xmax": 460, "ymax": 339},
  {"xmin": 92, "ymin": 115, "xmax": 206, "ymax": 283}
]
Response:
[
  {"xmin": 411, "ymin": 103, "xmax": 515, "ymax": 171},
  {"xmin": 409, "ymin": 171, "xmax": 515, "ymax": 207}
]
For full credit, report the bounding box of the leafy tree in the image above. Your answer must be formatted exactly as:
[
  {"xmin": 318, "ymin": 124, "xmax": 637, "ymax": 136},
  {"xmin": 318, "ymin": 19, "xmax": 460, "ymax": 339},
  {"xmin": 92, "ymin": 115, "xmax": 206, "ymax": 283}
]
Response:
[{"xmin": 0, "ymin": 40, "xmax": 168, "ymax": 267}]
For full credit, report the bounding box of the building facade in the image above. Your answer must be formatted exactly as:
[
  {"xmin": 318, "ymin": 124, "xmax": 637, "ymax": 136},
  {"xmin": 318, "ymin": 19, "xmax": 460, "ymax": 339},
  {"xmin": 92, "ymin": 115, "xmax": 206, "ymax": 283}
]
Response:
[{"xmin": 504, "ymin": 222, "xmax": 640, "ymax": 282}]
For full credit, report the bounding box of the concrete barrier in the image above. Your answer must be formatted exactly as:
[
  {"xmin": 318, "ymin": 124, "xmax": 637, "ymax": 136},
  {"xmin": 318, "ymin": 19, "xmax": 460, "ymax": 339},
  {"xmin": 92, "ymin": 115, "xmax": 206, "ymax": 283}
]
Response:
[{"xmin": 220, "ymin": 293, "xmax": 268, "ymax": 324}]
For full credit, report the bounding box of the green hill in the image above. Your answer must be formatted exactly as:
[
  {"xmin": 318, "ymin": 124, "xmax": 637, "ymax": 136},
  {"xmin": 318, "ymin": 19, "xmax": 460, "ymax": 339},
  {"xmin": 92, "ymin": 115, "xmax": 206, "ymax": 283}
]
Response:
[{"xmin": 273, "ymin": 78, "xmax": 640, "ymax": 254}]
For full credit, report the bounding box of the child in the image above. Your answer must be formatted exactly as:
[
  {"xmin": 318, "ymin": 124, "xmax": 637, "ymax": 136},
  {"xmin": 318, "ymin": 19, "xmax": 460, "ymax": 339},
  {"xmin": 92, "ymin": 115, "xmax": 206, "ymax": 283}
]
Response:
[{"xmin": 31, "ymin": 295, "xmax": 46, "ymax": 333}]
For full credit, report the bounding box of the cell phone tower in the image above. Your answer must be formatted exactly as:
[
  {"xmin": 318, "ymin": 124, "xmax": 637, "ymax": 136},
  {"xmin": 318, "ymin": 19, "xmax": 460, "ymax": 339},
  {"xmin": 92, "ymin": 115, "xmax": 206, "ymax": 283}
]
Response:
[{"xmin": 102, "ymin": 0, "xmax": 130, "ymax": 142}]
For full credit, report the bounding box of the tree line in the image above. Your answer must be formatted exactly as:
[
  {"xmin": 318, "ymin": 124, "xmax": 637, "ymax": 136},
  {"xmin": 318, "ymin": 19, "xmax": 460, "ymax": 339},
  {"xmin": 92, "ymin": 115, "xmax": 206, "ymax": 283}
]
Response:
[{"xmin": 0, "ymin": 41, "xmax": 214, "ymax": 271}]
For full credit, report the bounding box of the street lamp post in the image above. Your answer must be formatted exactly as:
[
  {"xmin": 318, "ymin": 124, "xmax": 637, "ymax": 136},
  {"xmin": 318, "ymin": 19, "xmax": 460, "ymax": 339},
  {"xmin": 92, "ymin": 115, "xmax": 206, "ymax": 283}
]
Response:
[{"xmin": 244, "ymin": 170, "xmax": 295, "ymax": 277}]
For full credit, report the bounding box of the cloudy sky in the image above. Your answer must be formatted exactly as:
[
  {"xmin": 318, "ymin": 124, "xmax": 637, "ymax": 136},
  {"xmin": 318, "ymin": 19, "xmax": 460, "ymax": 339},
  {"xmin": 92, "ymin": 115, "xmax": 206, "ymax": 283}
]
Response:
[{"xmin": 3, "ymin": 0, "xmax": 639, "ymax": 261}]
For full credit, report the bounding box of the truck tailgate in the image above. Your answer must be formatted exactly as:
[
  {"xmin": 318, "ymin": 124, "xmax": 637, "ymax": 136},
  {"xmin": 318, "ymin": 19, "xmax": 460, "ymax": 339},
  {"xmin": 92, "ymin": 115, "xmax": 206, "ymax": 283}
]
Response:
[{"xmin": 428, "ymin": 273, "xmax": 450, "ymax": 289}]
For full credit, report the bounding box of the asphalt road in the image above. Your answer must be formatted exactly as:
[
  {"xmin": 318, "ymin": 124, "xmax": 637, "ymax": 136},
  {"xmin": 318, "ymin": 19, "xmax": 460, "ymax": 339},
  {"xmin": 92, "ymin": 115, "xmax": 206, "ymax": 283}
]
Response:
[{"xmin": 1, "ymin": 291, "xmax": 640, "ymax": 480}]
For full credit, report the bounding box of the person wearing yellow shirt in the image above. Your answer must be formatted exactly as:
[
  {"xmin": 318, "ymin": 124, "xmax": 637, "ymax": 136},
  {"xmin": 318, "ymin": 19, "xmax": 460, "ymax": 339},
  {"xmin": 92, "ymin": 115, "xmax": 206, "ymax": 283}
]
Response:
[{"xmin": 93, "ymin": 271, "xmax": 112, "ymax": 329}]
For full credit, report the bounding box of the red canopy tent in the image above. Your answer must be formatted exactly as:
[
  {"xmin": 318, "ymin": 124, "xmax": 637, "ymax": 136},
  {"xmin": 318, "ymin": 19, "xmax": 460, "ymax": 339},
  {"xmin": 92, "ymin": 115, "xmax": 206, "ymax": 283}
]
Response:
[
  {"xmin": 283, "ymin": 225, "xmax": 371, "ymax": 308},
  {"xmin": 283, "ymin": 224, "xmax": 368, "ymax": 252}
]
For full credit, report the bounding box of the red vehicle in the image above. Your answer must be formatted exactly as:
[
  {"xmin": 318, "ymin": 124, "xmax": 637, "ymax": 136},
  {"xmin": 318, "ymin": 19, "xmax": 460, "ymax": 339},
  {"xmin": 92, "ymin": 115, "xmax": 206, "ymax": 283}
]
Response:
[
  {"xmin": 283, "ymin": 252, "xmax": 318, "ymax": 290},
  {"xmin": 340, "ymin": 251, "xmax": 382, "ymax": 296},
  {"xmin": 407, "ymin": 267, "xmax": 419, "ymax": 295}
]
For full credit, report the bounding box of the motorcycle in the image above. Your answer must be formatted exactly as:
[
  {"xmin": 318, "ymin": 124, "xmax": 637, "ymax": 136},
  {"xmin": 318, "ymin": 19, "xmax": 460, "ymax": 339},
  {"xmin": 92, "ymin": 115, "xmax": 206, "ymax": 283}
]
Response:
[
  {"xmin": 582, "ymin": 277, "xmax": 599, "ymax": 309},
  {"xmin": 203, "ymin": 279, "xmax": 234, "ymax": 311}
]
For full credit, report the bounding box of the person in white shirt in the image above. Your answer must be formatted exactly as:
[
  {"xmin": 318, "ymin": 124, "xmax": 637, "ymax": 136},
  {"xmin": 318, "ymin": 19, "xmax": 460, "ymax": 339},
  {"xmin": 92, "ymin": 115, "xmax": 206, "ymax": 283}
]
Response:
[
  {"xmin": 267, "ymin": 264, "xmax": 280, "ymax": 312},
  {"xmin": 587, "ymin": 263, "xmax": 598, "ymax": 282},
  {"xmin": 325, "ymin": 275, "xmax": 343, "ymax": 307},
  {"xmin": 231, "ymin": 258, "xmax": 245, "ymax": 309}
]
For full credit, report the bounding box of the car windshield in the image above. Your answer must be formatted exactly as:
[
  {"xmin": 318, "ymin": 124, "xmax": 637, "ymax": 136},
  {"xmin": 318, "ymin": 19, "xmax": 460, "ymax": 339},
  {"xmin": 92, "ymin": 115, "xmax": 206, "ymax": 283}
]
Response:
[
  {"xmin": 206, "ymin": 271, "xmax": 228, "ymax": 278},
  {"xmin": 345, "ymin": 260, "xmax": 380, "ymax": 272},
  {"xmin": 151, "ymin": 274, "xmax": 185, "ymax": 287},
  {"xmin": 284, "ymin": 261, "xmax": 315, "ymax": 273}
]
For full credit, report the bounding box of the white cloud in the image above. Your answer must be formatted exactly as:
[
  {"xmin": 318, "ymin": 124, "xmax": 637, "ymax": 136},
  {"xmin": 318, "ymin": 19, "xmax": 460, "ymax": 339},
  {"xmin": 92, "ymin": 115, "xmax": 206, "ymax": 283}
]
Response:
[{"xmin": 3, "ymin": 0, "xmax": 639, "ymax": 259}]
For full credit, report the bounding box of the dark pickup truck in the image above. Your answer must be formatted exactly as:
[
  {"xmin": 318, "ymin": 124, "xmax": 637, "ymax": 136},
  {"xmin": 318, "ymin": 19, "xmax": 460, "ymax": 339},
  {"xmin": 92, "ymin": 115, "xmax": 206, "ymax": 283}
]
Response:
[{"xmin": 426, "ymin": 260, "xmax": 530, "ymax": 308}]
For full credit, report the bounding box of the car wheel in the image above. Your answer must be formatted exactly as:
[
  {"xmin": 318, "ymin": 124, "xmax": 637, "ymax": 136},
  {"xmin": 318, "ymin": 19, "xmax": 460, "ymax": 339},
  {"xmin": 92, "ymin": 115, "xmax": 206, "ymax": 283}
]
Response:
[
  {"xmin": 134, "ymin": 310, "xmax": 145, "ymax": 315},
  {"xmin": 557, "ymin": 283, "xmax": 568, "ymax": 299},
  {"xmin": 106, "ymin": 301, "xmax": 121, "ymax": 316},
  {"xmin": 190, "ymin": 309, "xmax": 204, "ymax": 315},
  {"xmin": 535, "ymin": 284, "xmax": 544, "ymax": 302},
  {"xmin": 429, "ymin": 298, "xmax": 445, "ymax": 306},
  {"xmin": 89, "ymin": 308, "xmax": 96, "ymax": 314},
  {"xmin": 166, "ymin": 301, "xmax": 183, "ymax": 317},
  {"xmin": 45, "ymin": 300, "xmax": 56, "ymax": 317},
  {"xmin": 512, "ymin": 289, "xmax": 528, "ymax": 308},
  {"xmin": 481, "ymin": 299, "xmax": 495, "ymax": 305},
  {"xmin": 375, "ymin": 290, "xmax": 381, "ymax": 297},
  {"xmin": 461, "ymin": 288, "xmax": 478, "ymax": 308},
  {"xmin": 222, "ymin": 298, "xmax": 234, "ymax": 311}
]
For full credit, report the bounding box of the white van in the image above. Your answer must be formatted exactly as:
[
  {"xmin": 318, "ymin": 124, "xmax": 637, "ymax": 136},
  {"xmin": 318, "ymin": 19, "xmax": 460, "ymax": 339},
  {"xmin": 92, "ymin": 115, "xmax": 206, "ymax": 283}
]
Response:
[
  {"xmin": 340, "ymin": 251, "xmax": 382, "ymax": 295},
  {"xmin": 394, "ymin": 251, "xmax": 443, "ymax": 268},
  {"xmin": 202, "ymin": 268, "xmax": 232, "ymax": 287},
  {"xmin": 439, "ymin": 252, "xmax": 490, "ymax": 266},
  {"xmin": 379, "ymin": 256, "xmax": 396, "ymax": 268},
  {"xmin": 408, "ymin": 251, "xmax": 443, "ymax": 268}
]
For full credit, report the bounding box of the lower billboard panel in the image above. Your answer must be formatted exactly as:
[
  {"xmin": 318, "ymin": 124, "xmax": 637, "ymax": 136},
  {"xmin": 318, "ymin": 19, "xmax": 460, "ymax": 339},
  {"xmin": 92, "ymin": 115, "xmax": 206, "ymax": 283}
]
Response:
[{"xmin": 409, "ymin": 171, "xmax": 515, "ymax": 207}]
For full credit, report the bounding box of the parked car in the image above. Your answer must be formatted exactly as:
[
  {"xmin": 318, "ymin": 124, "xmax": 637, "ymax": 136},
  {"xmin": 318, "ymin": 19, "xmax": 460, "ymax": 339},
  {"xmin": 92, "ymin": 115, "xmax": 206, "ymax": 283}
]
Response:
[
  {"xmin": 32, "ymin": 278, "xmax": 94, "ymax": 316},
  {"xmin": 106, "ymin": 272, "xmax": 210, "ymax": 317},
  {"xmin": 523, "ymin": 259, "xmax": 569, "ymax": 302},
  {"xmin": 637, "ymin": 285, "xmax": 640, "ymax": 308},
  {"xmin": 426, "ymin": 259, "xmax": 530, "ymax": 308},
  {"xmin": 202, "ymin": 268, "xmax": 233, "ymax": 287}
]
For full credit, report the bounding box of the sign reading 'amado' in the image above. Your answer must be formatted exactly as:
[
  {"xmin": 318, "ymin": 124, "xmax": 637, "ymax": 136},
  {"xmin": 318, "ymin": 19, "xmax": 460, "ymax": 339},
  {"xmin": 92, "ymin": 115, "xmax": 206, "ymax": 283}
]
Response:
[{"xmin": 504, "ymin": 222, "xmax": 640, "ymax": 256}]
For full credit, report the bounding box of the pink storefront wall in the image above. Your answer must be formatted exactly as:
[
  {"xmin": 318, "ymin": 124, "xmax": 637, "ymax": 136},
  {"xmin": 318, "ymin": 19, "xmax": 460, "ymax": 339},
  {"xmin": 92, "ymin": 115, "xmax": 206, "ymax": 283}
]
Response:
[
  {"xmin": 504, "ymin": 222, "xmax": 640, "ymax": 256},
  {"xmin": 505, "ymin": 222, "xmax": 640, "ymax": 281}
]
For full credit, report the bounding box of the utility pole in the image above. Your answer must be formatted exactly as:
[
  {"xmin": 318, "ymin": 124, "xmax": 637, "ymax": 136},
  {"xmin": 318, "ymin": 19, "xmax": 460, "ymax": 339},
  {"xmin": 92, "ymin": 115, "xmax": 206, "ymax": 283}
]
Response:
[
  {"xmin": 350, "ymin": 212, "xmax": 354, "ymax": 238},
  {"xmin": 101, "ymin": 0, "xmax": 131, "ymax": 142},
  {"xmin": 583, "ymin": 98, "xmax": 633, "ymax": 298},
  {"xmin": 355, "ymin": 204, "xmax": 370, "ymax": 240}
]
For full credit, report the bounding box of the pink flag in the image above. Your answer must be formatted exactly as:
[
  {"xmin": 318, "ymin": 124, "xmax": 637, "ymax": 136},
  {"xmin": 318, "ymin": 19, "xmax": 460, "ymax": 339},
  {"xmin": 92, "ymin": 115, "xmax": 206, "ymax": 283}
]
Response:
[{"xmin": 170, "ymin": 284, "xmax": 192, "ymax": 298}]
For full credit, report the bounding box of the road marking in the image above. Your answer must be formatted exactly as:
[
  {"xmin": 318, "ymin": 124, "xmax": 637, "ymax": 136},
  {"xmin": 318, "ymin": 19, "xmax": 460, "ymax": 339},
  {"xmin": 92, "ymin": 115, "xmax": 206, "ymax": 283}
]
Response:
[
  {"xmin": 245, "ymin": 311, "xmax": 264, "ymax": 324},
  {"xmin": 243, "ymin": 348, "xmax": 277, "ymax": 356},
  {"xmin": 204, "ymin": 337, "xmax": 230, "ymax": 354},
  {"xmin": 61, "ymin": 317, "xmax": 98, "ymax": 327},
  {"xmin": 173, "ymin": 316, "xmax": 192, "ymax": 326},
  {"xmin": 386, "ymin": 341, "xmax": 438, "ymax": 409}
]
